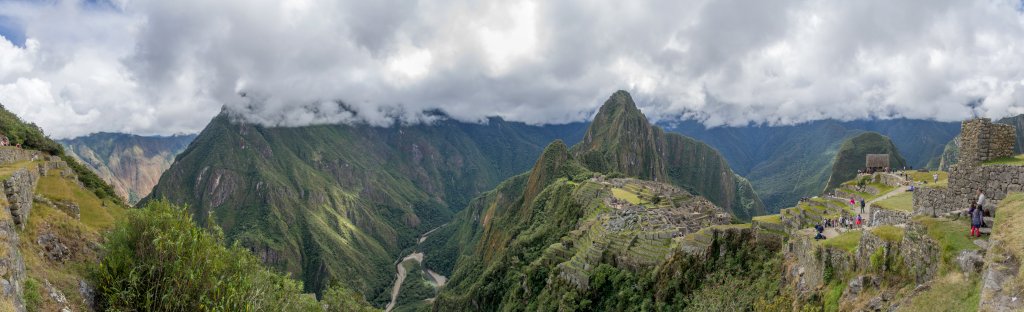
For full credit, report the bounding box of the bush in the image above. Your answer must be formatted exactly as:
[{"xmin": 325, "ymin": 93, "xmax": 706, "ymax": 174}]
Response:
[
  {"xmin": 92, "ymin": 200, "xmax": 337, "ymax": 311},
  {"xmin": 23, "ymin": 277, "xmax": 42, "ymax": 312}
]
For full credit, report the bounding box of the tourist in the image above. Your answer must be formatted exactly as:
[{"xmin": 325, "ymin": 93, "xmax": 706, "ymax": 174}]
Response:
[
  {"xmin": 977, "ymin": 189, "xmax": 986, "ymax": 209},
  {"xmin": 933, "ymin": 173, "xmax": 939, "ymax": 183},
  {"xmin": 971, "ymin": 203, "xmax": 985, "ymax": 238},
  {"xmin": 860, "ymin": 199, "xmax": 865, "ymax": 214},
  {"xmin": 814, "ymin": 224, "xmax": 826, "ymax": 240},
  {"xmin": 969, "ymin": 202, "xmax": 979, "ymax": 237},
  {"xmin": 850, "ymin": 197, "xmax": 856, "ymax": 206},
  {"xmin": 856, "ymin": 214, "xmax": 862, "ymax": 227}
]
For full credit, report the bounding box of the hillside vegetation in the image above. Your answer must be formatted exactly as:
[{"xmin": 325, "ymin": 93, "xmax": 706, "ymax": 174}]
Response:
[
  {"xmin": 823, "ymin": 132, "xmax": 906, "ymax": 193},
  {"xmin": 665, "ymin": 118, "xmax": 959, "ymax": 211},
  {"xmin": 0, "ymin": 104, "xmax": 120, "ymax": 204},
  {"xmin": 93, "ymin": 200, "xmax": 376, "ymax": 311},
  {"xmin": 144, "ymin": 112, "xmax": 587, "ymax": 300}
]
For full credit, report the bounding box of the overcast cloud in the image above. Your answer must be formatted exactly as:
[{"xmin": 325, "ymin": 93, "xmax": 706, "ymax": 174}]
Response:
[{"xmin": 0, "ymin": 0, "xmax": 1023, "ymax": 138}]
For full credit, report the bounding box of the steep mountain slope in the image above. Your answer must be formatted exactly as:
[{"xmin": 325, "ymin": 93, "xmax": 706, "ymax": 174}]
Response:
[
  {"xmin": 59, "ymin": 133, "xmax": 196, "ymax": 204},
  {"xmin": 664, "ymin": 119, "xmax": 958, "ymax": 211},
  {"xmin": 822, "ymin": 132, "xmax": 906, "ymax": 192},
  {"xmin": 144, "ymin": 112, "xmax": 587, "ymax": 301},
  {"xmin": 428, "ymin": 140, "xmax": 747, "ymax": 310},
  {"xmin": 573, "ymin": 91, "xmax": 764, "ymax": 219}
]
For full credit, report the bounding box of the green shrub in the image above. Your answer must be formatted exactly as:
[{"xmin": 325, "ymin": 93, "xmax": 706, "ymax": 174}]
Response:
[
  {"xmin": 91, "ymin": 200, "xmax": 356, "ymax": 311},
  {"xmin": 23, "ymin": 277, "xmax": 41, "ymax": 312}
]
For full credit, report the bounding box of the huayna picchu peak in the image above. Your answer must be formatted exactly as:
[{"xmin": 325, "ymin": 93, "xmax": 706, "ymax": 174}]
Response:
[{"xmin": 574, "ymin": 91, "xmax": 765, "ymax": 220}]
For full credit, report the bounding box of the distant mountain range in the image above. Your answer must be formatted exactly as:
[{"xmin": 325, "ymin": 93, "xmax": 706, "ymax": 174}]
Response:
[
  {"xmin": 663, "ymin": 118, "xmax": 960, "ymax": 211},
  {"xmin": 59, "ymin": 133, "xmax": 196, "ymax": 204}
]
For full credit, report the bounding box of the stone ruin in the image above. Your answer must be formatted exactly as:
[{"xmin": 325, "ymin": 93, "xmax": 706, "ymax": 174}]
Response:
[{"xmin": 957, "ymin": 118, "xmax": 1016, "ymax": 167}]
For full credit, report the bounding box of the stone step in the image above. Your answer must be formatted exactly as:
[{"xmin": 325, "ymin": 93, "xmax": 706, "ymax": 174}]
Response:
[{"xmin": 980, "ymin": 228, "xmax": 992, "ymax": 235}]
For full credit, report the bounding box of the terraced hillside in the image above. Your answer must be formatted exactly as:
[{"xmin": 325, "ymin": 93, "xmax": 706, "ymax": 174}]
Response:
[{"xmin": 428, "ymin": 141, "xmax": 745, "ymax": 310}]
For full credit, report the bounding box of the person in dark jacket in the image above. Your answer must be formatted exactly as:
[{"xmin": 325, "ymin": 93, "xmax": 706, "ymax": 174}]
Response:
[
  {"xmin": 971, "ymin": 203, "xmax": 985, "ymax": 237},
  {"xmin": 860, "ymin": 199, "xmax": 866, "ymax": 214},
  {"xmin": 969, "ymin": 202, "xmax": 978, "ymax": 237}
]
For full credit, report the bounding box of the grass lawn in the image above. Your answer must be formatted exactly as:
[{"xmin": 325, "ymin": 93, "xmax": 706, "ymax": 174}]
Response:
[
  {"xmin": 992, "ymin": 193, "xmax": 1024, "ymax": 288},
  {"xmin": 870, "ymin": 225, "xmax": 905, "ymax": 242},
  {"xmin": 35, "ymin": 171, "xmax": 125, "ymax": 229},
  {"xmin": 752, "ymin": 214, "xmax": 782, "ymax": 225},
  {"xmin": 906, "ymin": 171, "xmax": 949, "ymax": 187},
  {"xmin": 820, "ymin": 230, "xmax": 862, "ymax": 253},
  {"xmin": 873, "ymin": 192, "xmax": 913, "ymax": 212},
  {"xmin": 983, "ymin": 154, "xmax": 1024, "ymax": 166},
  {"xmin": 901, "ymin": 272, "xmax": 980, "ymax": 312},
  {"xmin": 914, "ymin": 216, "xmax": 981, "ymax": 272},
  {"xmin": 0, "ymin": 160, "xmax": 35, "ymax": 181},
  {"xmin": 611, "ymin": 187, "xmax": 642, "ymax": 205}
]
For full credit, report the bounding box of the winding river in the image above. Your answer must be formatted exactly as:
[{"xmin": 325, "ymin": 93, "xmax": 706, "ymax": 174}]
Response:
[{"xmin": 385, "ymin": 225, "xmax": 448, "ymax": 312}]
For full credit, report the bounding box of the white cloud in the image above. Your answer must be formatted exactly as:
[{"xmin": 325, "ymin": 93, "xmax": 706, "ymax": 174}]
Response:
[{"xmin": 0, "ymin": 0, "xmax": 1022, "ymax": 138}]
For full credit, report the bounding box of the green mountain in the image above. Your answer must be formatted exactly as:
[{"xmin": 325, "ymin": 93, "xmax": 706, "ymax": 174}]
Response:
[
  {"xmin": 664, "ymin": 119, "xmax": 958, "ymax": 211},
  {"xmin": 59, "ymin": 133, "xmax": 196, "ymax": 204},
  {"xmin": 823, "ymin": 132, "xmax": 906, "ymax": 192},
  {"xmin": 572, "ymin": 91, "xmax": 764, "ymax": 220},
  {"xmin": 143, "ymin": 112, "xmax": 587, "ymax": 301},
  {"xmin": 424, "ymin": 91, "xmax": 771, "ymax": 310}
]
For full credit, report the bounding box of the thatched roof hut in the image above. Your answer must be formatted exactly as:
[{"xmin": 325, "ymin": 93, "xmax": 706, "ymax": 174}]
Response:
[{"xmin": 866, "ymin": 154, "xmax": 890, "ymax": 169}]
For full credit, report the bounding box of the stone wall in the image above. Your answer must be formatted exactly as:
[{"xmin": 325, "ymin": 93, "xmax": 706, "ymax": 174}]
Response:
[
  {"xmin": 3, "ymin": 169, "xmax": 39, "ymax": 229},
  {"xmin": 868, "ymin": 209, "xmax": 910, "ymax": 227},
  {"xmin": 957, "ymin": 118, "xmax": 1017, "ymax": 167},
  {"xmin": 913, "ymin": 165, "xmax": 1024, "ymax": 216},
  {"xmin": 0, "ymin": 149, "xmax": 35, "ymax": 167},
  {"xmin": 786, "ymin": 233, "xmax": 856, "ymax": 295}
]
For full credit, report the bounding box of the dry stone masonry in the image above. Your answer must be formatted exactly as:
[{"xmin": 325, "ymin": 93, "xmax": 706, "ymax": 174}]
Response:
[
  {"xmin": 914, "ymin": 118, "xmax": 1021, "ymax": 217},
  {"xmin": 957, "ymin": 118, "xmax": 1016, "ymax": 167}
]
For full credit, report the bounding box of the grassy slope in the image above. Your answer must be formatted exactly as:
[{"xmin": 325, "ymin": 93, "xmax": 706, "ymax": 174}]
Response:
[
  {"xmin": 873, "ymin": 193, "xmax": 913, "ymax": 212},
  {"xmin": 145, "ymin": 114, "xmax": 587, "ymax": 300},
  {"xmin": 23, "ymin": 161, "xmax": 127, "ymax": 312},
  {"xmin": 0, "ymin": 104, "xmax": 120, "ymax": 204}
]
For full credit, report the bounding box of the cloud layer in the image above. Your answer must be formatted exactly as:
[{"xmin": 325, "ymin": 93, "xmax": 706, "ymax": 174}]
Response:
[{"xmin": 1, "ymin": 0, "xmax": 1023, "ymax": 138}]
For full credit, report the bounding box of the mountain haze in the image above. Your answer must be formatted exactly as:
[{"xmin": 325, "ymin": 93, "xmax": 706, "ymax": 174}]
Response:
[{"xmin": 60, "ymin": 133, "xmax": 196, "ymax": 204}]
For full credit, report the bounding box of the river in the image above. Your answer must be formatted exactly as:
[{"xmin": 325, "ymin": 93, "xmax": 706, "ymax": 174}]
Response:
[{"xmin": 385, "ymin": 225, "xmax": 447, "ymax": 312}]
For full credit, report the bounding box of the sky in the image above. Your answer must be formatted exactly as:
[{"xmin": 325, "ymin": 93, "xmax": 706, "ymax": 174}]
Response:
[{"xmin": 1, "ymin": 0, "xmax": 1024, "ymax": 138}]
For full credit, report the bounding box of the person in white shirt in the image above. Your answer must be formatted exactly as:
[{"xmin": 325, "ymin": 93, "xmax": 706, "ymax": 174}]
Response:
[{"xmin": 977, "ymin": 189, "xmax": 986, "ymax": 208}]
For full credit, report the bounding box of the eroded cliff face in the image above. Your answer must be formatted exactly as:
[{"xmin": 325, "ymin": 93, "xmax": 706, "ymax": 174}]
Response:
[{"xmin": 60, "ymin": 133, "xmax": 196, "ymax": 204}]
